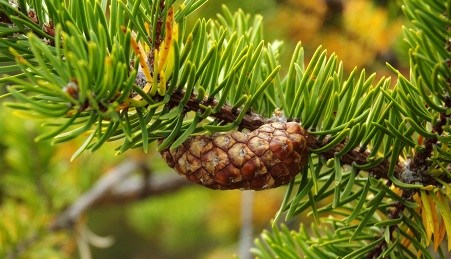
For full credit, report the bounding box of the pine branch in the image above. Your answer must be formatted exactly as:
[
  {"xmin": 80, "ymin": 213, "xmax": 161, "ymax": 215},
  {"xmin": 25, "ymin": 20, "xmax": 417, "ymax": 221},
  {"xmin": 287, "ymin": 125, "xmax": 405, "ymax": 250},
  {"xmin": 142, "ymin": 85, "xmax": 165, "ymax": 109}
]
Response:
[
  {"xmin": 1, "ymin": 0, "xmax": 447, "ymax": 193},
  {"xmin": 309, "ymin": 136, "xmax": 405, "ymax": 180},
  {"xmin": 1, "ymin": 0, "xmax": 451, "ymax": 257},
  {"xmin": 164, "ymin": 87, "xmax": 417, "ymax": 187},
  {"xmin": 365, "ymin": 179, "xmax": 421, "ymax": 258},
  {"xmin": 0, "ymin": 3, "xmax": 55, "ymax": 43},
  {"xmin": 160, "ymin": 89, "xmax": 271, "ymax": 130}
]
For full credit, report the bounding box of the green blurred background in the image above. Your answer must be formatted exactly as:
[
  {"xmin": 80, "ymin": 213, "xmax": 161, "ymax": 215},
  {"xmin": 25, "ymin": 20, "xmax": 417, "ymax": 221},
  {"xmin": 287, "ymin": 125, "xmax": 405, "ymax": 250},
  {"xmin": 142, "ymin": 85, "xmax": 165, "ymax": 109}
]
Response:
[{"xmin": 0, "ymin": 0, "xmax": 407, "ymax": 258}]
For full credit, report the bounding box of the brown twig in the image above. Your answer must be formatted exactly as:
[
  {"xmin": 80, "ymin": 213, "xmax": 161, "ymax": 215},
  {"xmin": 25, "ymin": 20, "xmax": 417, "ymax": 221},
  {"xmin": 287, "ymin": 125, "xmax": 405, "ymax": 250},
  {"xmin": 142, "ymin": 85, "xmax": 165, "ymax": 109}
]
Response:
[
  {"xmin": 159, "ymin": 89, "xmax": 271, "ymax": 131},
  {"xmin": 51, "ymin": 160, "xmax": 190, "ymax": 230},
  {"xmin": 308, "ymin": 135, "xmax": 406, "ymax": 179}
]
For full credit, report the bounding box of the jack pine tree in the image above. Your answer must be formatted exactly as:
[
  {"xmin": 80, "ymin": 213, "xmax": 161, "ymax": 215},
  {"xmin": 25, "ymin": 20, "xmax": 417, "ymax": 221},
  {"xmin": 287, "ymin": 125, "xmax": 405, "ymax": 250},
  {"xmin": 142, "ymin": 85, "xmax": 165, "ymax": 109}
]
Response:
[{"xmin": 0, "ymin": 0, "xmax": 450, "ymax": 258}]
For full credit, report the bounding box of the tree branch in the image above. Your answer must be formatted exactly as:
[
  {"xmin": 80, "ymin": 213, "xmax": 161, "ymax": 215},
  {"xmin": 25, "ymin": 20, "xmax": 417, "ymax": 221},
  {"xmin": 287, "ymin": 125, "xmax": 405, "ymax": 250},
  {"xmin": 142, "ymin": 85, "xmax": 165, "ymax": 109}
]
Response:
[
  {"xmin": 51, "ymin": 160, "xmax": 191, "ymax": 230},
  {"xmin": 156, "ymin": 89, "xmax": 271, "ymax": 130},
  {"xmin": 308, "ymin": 136, "xmax": 405, "ymax": 180},
  {"xmin": 160, "ymin": 90, "xmax": 408, "ymax": 182}
]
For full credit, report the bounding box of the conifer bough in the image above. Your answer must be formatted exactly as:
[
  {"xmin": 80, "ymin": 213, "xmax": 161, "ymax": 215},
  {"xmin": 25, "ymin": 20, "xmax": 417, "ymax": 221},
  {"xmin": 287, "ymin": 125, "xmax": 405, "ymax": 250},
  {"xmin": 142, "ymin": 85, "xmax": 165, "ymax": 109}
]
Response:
[{"xmin": 159, "ymin": 121, "xmax": 309, "ymax": 190}]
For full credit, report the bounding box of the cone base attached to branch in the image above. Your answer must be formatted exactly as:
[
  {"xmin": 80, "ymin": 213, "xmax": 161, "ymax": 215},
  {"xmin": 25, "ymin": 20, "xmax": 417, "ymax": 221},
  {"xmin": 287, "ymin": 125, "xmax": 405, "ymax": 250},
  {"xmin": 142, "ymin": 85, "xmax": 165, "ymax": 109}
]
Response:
[{"xmin": 159, "ymin": 122, "xmax": 309, "ymax": 190}]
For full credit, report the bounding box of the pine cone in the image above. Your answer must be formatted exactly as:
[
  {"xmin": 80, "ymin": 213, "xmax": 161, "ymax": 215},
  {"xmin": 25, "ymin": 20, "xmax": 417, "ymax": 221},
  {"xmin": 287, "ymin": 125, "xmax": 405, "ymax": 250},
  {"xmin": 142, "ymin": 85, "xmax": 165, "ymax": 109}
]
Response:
[{"xmin": 159, "ymin": 122, "xmax": 309, "ymax": 190}]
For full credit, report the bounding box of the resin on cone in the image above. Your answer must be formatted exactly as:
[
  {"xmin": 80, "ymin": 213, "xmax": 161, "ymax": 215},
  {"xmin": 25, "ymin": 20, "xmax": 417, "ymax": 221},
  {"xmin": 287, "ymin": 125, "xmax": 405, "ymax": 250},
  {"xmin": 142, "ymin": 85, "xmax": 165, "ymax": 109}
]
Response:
[{"xmin": 159, "ymin": 122, "xmax": 309, "ymax": 190}]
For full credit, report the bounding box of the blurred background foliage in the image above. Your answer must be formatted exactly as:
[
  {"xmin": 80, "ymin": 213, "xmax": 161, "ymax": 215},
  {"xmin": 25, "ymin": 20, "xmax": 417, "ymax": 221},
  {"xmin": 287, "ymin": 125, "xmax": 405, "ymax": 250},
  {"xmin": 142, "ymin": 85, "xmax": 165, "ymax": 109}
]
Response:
[
  {"xmin": 0, "ymin": 0, "xmax": 408, "ymax": 258},
  {"xmin": 194, "ymin": 0, "xmax": 407, "ymax": 74}
]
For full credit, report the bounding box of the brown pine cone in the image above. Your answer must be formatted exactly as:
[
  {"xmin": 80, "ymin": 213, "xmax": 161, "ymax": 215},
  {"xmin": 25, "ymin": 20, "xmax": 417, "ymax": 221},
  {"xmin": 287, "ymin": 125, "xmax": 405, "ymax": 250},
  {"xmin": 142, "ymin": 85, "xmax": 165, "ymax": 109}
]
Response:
[{"xmin": 159, "ymin": 122, "xmax": 309, "ymax": 190}]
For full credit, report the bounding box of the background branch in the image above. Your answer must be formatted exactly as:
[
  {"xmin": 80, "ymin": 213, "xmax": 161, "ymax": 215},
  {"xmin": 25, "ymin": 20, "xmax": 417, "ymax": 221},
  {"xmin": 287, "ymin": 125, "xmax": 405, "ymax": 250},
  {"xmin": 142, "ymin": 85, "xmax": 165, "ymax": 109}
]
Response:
[{"xmin": 51, "ymin": 160, "xmax": 191, "ymax": 230}]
